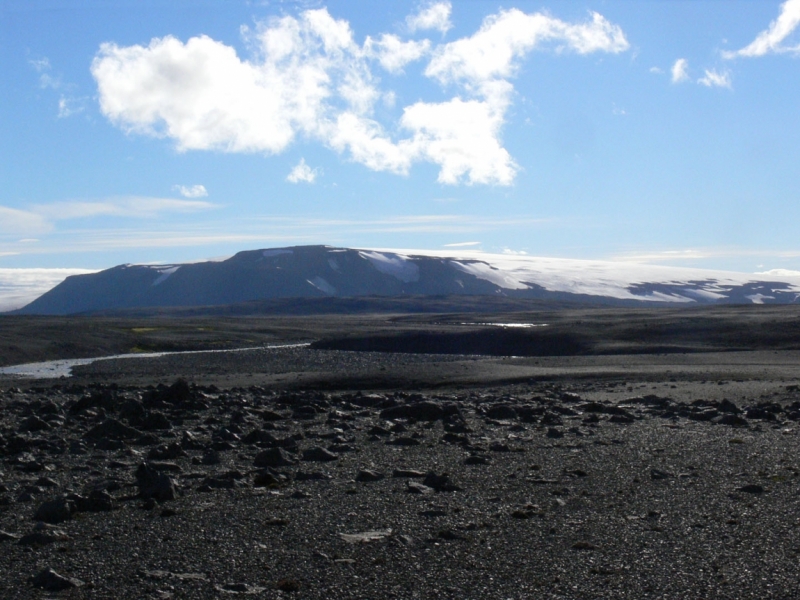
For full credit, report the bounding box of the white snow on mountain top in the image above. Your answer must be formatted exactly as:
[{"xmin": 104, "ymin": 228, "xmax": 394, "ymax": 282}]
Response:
[
  {"xmin": 359, "ymin": 251, "xmax": 420, "ymax": 283},
  {"xmin": 372, "ymin": 248, "xmax": 800, "ymax": 303}
]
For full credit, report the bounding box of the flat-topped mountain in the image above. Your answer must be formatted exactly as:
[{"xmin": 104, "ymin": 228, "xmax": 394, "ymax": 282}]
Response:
[{"xmin": 13, "ymin": 245, "xmax": 800, "ymax": 315}]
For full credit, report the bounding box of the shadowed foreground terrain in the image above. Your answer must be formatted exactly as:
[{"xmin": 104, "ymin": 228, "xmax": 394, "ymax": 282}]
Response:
[{"xmin": 2, "ymin": 305, "xmax": 800, "ymax": 598}]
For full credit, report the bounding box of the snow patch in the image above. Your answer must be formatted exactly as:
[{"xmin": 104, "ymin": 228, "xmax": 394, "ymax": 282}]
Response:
[
  {"xmin": 450, "ymin": 260, "xmax": 528, "ymax": 290},
  {"xmin": 746, "ymin": 293, "xmax": 775, "ymax": 304},
  {"xmin": 359, "ymin": 251, "xmax": 419, "ymax": 283},
  {"xmin": 151, "ymin": 266, "xmax": 179, "ymax": 286},
  {"xmin": 328, "ymin": 258, "xmax": 340, "ymax": 272},
  {"xmin": 308, "ymin": 276, "xmax": 336, "ymax": 295}
]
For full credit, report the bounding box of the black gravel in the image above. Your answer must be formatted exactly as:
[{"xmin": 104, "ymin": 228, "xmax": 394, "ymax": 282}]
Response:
[{"xmin": 2, "ymin": 365, "xmax": 800, "ymax": 599}]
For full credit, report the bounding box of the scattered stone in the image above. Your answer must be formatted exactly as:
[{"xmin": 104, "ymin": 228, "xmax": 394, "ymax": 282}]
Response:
[
  {"xmin": 302, "ymin": 447, "xmax": 338, "ymax": 462},
  {"xmin": 85, "ymin": 418, "xmax": 142, "ymax": 441},
  {"xmin": 0, "ymin": 530, "xmax": 22, "ymax": 542},
  {"xmin": 33, "ymin": 496, "xmax": 75, "ymax": 524},
  {"xmin": 254, "ymin": 447, "xmax": 296, "ymax": 468},
  {"xmin": 355, "ymin": 469, "xmax": 384, "ymax": 482},
  {"xmin": 30, "ymin": 567, "xmax": 83, "ymax": 591},
  {"xmin": 422, "ymin": 472, "xmax": 461, "ymax": 492},
  {"xmin": 393, "ymin": 469, "xmax": 426, "ymax": 478},
  {"xmin": 339, "ymin": 529, "xmax": 392, "ymax": 543},
  {"xmin": 739, "ymin": 484, "xmax": 765, "ymax": 494},
  {"xmin": 135, "ymin": 462, "xmax": 178, "ymax": 502},
  {"xmin": 407, "ymin": 482, "xmax": 434, "ymax": 495}
]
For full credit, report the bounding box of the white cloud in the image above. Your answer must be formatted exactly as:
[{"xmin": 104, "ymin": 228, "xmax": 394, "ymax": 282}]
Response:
[
  {"xmin": 443, "ymin": 241, "xmax": 480, "ymax": 247},
  {"xmin": 425, "ymin": 9, "xmax": 628, "ymax": 93},
  {"xmin": 0, "ymin": 268, "xmax": 97, "ymax": 312},
  {"xmin": 58, "ymin": 96, "xmax": 85, "ymax": 118},
  {"xmin": 364, "ymin": 34, "xmax": 430, "ymax": 73},
  {"xmin": 401, "ymin": 95, "xmax": 516, "ymax": 185},
  {"xmin": 649, "ymin": 66, "xmax": 663, "ymax": 74},
  {"xmin": 173, "ymin": 184, "xmax": 208, "ymax": 198},
  {"xmin": 723, "ymin": 0, "xmax": 800, "ymax": 58},
  {"xmin": 0, "ymin": 207, "xmax": 52, "ymax": 235},
  {"xmin": 671, "ymin": 58, "xmax": 689, "ymax": 83},
  {"xmin": 32, "ymin": 197, "xmax": 217, "ymax": 221},
  {"xmin": 756, "ymin": 268, "xmax": 800, "ymax": 276},
  {"xmin": 286, "ymin": 158, "xmax": 319, "ymax": 183},
  {"xmin": 92, "ymin": 7, "xmax": 627, "ymax": 186},
  {"xmin": 698, "ymin": 68, "xmax": 732, "ymax": 89},
  {"xmin": 407, "ymin": 1, "xmax": 453, "ymax": 34}
]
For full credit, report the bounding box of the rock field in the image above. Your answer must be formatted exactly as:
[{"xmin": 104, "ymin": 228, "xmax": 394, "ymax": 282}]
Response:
[{"xmin": 2, "ymin": 349, "xmax": 800, "ymax": 599}]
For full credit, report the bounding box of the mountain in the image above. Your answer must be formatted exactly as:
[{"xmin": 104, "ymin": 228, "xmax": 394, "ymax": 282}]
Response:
[{"xmin": 12, "ymin": 245, "xmax": 800, "ymax": 315}]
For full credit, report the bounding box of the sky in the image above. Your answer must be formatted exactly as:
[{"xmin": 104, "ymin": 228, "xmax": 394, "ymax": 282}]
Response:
[{"xmin": 3, "ymin": 0, "xmax": 800, "ymax": 283}]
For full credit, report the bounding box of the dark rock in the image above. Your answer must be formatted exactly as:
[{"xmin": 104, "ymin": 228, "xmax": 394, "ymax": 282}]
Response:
[
  {"xmin": 718, "ymin": 414, "xmax": 748, "ymax": 427},
  {"xmin": 387, "ymin": 436, "xmax": 421, "ymax": 446},
  {"xmin": 201, "ymin": 449, "xmax": 221, "ymax": 465},
  {"xmin": 0, "ymin": 530, "xmax": 22, "ymax": 542},
  {"xmin": 85, "ymin": 418, "xmax": 142, "ymax": 441},
  {"xmin": 75, "ymin": 489, "xmax": 115, "ymax": 512},
  {"xmin": 30, "ymin": 567, "xmax": 83, "ymax": 591},
  {"xmin": 650, "ymin": 469, "xmax": 673, "ymax": 480},
  {"xmin": 719, "ymin": 399, "xmax": 741, "ymax": 414},
  {"xmin": 302, "ymin": 447, "xmax": 339, "ymax": 462},
  {"xmin": 393, "ymin": 469, "xmax": 426, "ymax": 478},
  {"xmin": 242, "ymin": 429, "xmax": 279, "ymax": 446},
  {"xmin": 254, "ymin": 471, "xmax": 280, "ymax": 487},
  {"xmin": 140, "ymin": 411, "xmax": 172, "ymax": 431},
  {"xmin": 19, "ymin": 416, "xmax": 50, "ymax": 433},
  {"xmin": 464, "ymin": 455, "xmax": 490, "ymax": 465},
  {"xmin": 422, "ymin": 472, "xmax": 461, "ymax": 492},
  {"xmin": 406, "ymin": 482, "xmax": 434, "ymax": 494},
  {"xmin": 33, "ymin": 496, "xmax": 75, "ymax": 524},
  {"xmin": 132, "ymin": 433, "xmax": 162, "ymax": 446},
  {"xmin": 355, "ymin": 469, "xmax": 384, "ymax": 482},
  {"xmin": 135, "ymin": 462, "xmax": 177, "ymax": 502},
  {"xmin": 295, "ymin": 471, "xmax": 330, "ymax": 481},
  {"xmin": 380, "ymin": 401, "xmax": 444, "ymax": 421},
  {"xmin": 546, "ymin": 428, "xmax": 564, "ymax": 439},
  {"xmin": 261, "ymin": 410, "xmax": 284, "ymax": 421},
  {"xmin": 739, "ymin": 484, "xmax": 765, "ymax": 494},
  {"xmin": 254, "ymin": 447, "xmax": 296, "ymax": 468},
  {"xmin": 485, "ymin": 404, "xmax": 517, "ymax": 420},
  {"xmin": 147, "ymin": 442, "xmax": 187, "ymax": 460},
  {"xmin": 18, "ymin": 523, "xmax": 69, "ymax": 546}
]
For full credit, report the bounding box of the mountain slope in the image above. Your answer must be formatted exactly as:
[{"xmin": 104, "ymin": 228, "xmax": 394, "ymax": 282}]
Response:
[{"xmin": 13, "ymin": 245, "xmax": 800, "ymax": 315}]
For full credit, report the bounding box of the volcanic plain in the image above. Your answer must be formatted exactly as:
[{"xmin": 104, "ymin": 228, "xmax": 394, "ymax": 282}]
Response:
[{"xmin": 2, "ymin": 303, "xmax": 800, "ymax": 598}]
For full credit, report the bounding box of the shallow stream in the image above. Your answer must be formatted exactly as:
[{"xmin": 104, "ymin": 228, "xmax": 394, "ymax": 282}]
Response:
[{"xmin": 0, "ymin": 343, "xmax": 310, "ymax": 379}]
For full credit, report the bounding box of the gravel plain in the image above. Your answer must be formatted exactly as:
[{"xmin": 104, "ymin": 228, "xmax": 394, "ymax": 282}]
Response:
[{"xmin": 2, "ymin": 344, "xmax": 800, "ymax": 598}]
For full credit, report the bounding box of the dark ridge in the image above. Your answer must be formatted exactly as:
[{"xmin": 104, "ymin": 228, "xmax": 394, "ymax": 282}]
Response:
[{"xmin": 311, "ymin": 329, "xmax": 591, "ymax": 357}]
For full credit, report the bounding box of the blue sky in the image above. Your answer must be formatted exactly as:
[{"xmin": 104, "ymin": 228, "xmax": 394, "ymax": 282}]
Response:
[{"xmin": 3, "ymin": 0, "xmax": 800, "ymax": 273}]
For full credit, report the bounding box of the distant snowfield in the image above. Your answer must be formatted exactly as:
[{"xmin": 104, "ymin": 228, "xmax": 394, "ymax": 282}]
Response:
[{"xmin": 0, "ymin": 268, "xmax": 97, "ymax": 312}]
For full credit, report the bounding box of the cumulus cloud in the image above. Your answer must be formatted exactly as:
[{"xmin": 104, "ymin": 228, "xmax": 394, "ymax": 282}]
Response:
[
  {"xmin": 671, "ymin": 58, "xmax": 689, "ymax": 83},
  {"xmin": 724, "ymin": 0, "xmax": 800, "ymax": 58},
  {"xmin": 92, "ymin": 6, "xmax": 628, "ymax": 186},
  {"xmin": 407, "ymin": 1, "xmax": 453, "ymax": 34},
  {"xmin": 286, "ymin": 158, "xmax": 319, "ymax": 183},
  {"xmin": 364, "ymin": 34, "xmax": 430, "ymax": 73},
  {"xmin": 173, "ymin": 184, "xmax": 208, "ymax": 198},
  {"xmin": 698, "ymin": 69, "xmax": 732, "ymax": 88},
  {"xmin": 425, "ymin": 10, "xmax": 628, "ymax": 92}
]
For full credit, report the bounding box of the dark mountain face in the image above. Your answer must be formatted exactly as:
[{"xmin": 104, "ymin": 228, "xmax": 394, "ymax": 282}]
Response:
[
  {"xmin": 14, "ymin": 246, "xmax": 511, "ymax": 315},
  {"xmin": 12, "ymin": 245, "xmax": 800, "ymax": 315}
]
